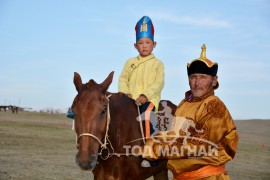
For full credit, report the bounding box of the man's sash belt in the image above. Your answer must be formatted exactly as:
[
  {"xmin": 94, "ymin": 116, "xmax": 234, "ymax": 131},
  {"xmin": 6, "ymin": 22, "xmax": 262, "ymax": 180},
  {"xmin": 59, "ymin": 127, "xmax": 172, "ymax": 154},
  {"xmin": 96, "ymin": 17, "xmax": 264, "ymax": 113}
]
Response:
[{"xmin": 174, "ymin": 164, "xmax": 226, "ymax": 180}]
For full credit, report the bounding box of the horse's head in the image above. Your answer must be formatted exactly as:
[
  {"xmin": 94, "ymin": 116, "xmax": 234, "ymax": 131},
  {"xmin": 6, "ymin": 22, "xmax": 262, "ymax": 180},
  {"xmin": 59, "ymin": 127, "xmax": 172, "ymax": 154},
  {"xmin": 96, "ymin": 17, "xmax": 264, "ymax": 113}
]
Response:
[{"xmin": 72, "ymin": 71, "xmax": 114, "ymax": 170}]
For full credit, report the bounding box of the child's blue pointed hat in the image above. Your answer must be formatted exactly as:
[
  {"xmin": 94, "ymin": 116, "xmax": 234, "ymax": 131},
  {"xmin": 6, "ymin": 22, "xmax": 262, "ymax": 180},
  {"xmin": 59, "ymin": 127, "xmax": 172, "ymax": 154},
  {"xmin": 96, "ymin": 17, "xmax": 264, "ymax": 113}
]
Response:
[{"xmin": 135, "ymin": 16, "xmax": 154, "ymax": 42}]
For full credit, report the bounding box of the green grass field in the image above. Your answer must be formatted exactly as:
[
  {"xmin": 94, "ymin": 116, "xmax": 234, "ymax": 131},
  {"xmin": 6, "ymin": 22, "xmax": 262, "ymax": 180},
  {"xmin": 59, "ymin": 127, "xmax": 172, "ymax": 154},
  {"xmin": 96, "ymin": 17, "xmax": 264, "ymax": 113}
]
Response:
[{"xmin": 0, "ymin": 111, "xmax": 269, "ymax": 179}]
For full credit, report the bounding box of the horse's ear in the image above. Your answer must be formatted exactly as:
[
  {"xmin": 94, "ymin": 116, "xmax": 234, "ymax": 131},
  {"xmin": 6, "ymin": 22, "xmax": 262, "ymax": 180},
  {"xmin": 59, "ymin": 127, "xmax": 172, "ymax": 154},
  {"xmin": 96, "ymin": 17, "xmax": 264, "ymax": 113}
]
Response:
[
  {"xmin": 100, "ymin": 71, "xmax": 114, "ymax": 93},
  {"xmin": 74, "ymin": 72, "xmax": 83, "ymax": 92}
]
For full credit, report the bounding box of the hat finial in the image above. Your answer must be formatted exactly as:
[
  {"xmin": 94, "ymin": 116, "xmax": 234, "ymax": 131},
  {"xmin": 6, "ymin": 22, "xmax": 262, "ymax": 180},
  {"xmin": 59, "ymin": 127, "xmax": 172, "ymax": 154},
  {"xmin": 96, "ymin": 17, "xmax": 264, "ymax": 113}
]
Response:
[{"xmin": 200, "ymin": 44, "xmax": 206, "ymax": 59}]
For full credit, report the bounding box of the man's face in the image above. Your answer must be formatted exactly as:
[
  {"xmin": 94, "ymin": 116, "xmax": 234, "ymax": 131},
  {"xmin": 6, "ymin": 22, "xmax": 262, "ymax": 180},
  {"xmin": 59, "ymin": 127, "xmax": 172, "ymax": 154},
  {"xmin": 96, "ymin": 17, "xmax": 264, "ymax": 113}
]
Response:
[
  {"xmin": 189, "ymin": 73, "xmax": 218, "ymax": 98},
  {"xmin": 134, "ymin": 38, "xmax": 156, "ymax": 57}
]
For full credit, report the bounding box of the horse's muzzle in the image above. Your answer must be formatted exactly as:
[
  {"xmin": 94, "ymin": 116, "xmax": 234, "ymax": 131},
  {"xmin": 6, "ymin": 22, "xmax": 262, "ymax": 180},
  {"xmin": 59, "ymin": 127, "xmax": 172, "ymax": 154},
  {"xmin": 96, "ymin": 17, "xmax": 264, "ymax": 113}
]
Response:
[{"xmin": 76, "ymin": 153, "xmax": 97, "ymax": 171}]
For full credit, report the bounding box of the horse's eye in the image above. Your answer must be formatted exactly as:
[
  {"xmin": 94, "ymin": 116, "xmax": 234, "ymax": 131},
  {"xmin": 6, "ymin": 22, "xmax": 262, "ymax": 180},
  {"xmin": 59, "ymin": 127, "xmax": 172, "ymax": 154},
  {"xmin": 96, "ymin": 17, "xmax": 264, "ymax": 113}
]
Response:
[{"xmin": 101, "ymin": 107, "xmax": 107, "ymax": 115}]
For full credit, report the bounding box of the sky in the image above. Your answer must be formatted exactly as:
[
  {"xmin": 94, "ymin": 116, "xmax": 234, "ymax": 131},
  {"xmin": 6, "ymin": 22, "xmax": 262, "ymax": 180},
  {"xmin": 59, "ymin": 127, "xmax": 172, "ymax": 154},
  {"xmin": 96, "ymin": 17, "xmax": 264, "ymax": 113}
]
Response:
[{"xmin": 0, "ymin": 0, "xmax": 270, "ymax": 119}]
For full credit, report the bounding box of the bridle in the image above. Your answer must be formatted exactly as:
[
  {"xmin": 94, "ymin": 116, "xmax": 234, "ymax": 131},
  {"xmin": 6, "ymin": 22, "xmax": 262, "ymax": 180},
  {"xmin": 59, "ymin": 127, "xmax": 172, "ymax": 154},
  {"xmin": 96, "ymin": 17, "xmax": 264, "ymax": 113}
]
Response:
[
  {"xmin": 76, "ymin": 94, "xmax": 115, "ymax": 160},
  {"xmin": 75, "ymin": 94, "xmax": 144, "ymax": 160}
]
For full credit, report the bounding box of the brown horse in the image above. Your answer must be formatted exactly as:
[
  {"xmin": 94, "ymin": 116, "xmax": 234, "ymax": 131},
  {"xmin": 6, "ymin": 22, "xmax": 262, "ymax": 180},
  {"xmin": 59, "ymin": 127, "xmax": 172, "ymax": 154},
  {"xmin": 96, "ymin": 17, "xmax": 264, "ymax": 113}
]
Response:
[{"xmin": 72, "ymin": 71, "xmax": 177, "ymax": 180}]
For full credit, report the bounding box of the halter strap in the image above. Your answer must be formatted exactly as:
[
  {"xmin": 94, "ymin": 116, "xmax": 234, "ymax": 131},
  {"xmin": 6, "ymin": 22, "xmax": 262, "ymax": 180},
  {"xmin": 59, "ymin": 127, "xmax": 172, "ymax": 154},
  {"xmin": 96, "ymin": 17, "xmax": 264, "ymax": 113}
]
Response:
[{"xmin": 76, "ymin": 94, "xmax": 114, "ymax": 159}]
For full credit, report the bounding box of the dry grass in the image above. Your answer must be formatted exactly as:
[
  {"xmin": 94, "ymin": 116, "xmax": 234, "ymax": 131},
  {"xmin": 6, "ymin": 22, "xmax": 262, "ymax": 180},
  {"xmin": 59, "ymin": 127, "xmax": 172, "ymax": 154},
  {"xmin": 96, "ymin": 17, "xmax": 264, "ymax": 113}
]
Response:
[
  {"xmin": 0, "ymin": 111, "xmax": 90, "ymax": 180},
  {"xmin": 226, "ymin": 120, "xmax": 270, "ymax": 179},
  {"xmin": 0, "ymin": 111, "xmax": 269, "ymax": 179}
]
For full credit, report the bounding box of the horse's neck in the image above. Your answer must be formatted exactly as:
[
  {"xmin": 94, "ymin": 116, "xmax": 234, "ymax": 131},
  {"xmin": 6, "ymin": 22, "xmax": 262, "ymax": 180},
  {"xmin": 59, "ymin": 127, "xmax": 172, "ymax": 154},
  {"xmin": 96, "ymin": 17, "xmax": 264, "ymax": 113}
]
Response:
[
  {"xmin": 109, "ymin": 93, "xmax": 139, "ymax": 130},
  {"xmin": 108, "ymin": 93, "xmax": 143, "ymax": 149}
]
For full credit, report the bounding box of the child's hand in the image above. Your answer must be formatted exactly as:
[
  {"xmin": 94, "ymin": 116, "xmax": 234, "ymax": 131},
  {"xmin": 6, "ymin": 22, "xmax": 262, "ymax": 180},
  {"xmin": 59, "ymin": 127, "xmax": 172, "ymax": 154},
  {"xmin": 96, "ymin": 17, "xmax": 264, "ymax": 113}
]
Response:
[
  {"xmin": 136, "ymin": 94, "xmax": 148, "ymax": 105},
  {"xmin": 126, "ymin": 93, "xmax": 132, "ymax": 98}
]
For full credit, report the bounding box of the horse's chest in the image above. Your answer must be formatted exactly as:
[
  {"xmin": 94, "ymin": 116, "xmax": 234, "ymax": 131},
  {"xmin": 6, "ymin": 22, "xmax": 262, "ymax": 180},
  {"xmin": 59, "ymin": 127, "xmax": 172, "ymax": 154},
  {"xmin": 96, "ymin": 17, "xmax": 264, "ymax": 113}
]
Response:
[{"xmin": 94, "ymin": 158, "xmax": 134, "ymax": 180}]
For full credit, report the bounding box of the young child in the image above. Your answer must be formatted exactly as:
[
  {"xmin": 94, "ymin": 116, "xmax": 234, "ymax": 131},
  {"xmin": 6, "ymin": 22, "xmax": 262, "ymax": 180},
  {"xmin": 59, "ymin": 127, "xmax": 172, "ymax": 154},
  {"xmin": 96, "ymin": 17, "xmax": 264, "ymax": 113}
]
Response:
[{"xmin": 118, "ymin": 16, "xmax": 164, "ymax": 167}]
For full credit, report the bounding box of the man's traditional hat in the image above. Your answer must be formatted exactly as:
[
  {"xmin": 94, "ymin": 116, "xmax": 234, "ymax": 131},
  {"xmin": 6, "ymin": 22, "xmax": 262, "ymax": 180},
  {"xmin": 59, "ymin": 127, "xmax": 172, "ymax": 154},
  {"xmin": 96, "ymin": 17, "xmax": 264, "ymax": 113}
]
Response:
[
  {"xmin": 187, "ymin": 44, "xmax": 219, "ymax": 89},
  {"xmin": 135, "ymin": 16, "xmax": 154, "ymax": 42}
]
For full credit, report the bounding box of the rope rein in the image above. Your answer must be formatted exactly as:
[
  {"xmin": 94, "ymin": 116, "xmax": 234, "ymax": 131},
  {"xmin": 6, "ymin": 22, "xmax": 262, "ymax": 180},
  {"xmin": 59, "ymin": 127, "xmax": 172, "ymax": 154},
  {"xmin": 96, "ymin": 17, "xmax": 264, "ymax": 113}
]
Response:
[{"xmin": 138, "ymin": 106, "xmax": 145, "ymax": 144}]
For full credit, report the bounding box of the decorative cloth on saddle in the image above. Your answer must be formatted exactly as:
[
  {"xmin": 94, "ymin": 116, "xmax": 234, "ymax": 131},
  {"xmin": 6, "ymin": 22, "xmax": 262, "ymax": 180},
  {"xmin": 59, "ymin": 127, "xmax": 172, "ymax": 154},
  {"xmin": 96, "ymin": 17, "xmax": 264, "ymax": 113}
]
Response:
[
  {"xmin": 67, "ymin": 107, "xmax": 74, "ymax": 119},
  {"xmin": 139, "ymin": 102, "xmax": 155, "ymax": 138}
]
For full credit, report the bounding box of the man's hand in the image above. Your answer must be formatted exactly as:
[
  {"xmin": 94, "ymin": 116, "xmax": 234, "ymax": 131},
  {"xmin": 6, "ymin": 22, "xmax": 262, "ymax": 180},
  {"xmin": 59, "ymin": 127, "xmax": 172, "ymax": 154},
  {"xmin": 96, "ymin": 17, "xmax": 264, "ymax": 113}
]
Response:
[{"xmin": 135, "ymin": 94, "xmax": 148, "ymax": 105}]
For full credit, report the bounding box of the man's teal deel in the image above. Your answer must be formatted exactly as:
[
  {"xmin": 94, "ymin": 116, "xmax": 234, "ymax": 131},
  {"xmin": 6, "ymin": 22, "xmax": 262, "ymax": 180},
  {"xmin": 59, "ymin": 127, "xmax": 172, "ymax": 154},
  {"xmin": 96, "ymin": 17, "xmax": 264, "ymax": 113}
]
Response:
[{"xmin": 135, "ymin": 16, "xmax": 154, "ymax": 42}]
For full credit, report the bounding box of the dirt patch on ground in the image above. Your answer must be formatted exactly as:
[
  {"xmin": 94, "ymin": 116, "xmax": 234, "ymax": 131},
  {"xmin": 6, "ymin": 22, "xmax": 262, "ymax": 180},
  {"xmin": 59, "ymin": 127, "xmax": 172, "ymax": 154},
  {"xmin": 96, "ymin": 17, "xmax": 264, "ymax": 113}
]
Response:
[{"xmin": 0, "ymin": 112, "xmax": 269, "ymax": 179}]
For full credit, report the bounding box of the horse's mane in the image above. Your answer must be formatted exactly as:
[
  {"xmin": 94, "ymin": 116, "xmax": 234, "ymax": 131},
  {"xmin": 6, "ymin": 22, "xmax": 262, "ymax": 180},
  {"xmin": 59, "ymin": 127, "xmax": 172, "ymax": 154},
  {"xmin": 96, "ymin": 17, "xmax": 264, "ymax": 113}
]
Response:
[{"xmin": 106, "ymin": 92, "xmax": 136, "ymax": 105}]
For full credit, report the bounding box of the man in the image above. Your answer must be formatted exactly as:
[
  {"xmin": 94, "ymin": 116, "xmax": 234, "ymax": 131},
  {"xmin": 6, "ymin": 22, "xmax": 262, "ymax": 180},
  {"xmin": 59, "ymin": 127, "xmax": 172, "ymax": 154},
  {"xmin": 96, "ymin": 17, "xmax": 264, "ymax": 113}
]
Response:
[{"xmin": 142, "ymin": 44, "xmax": 238, "ymax": 179}]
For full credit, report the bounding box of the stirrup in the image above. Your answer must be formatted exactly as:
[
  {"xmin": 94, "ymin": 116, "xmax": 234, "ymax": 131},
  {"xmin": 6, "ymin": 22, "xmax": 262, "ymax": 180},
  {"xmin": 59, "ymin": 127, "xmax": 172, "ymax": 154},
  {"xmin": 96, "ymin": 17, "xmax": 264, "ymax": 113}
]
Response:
[{"xmin": 141, "ymin": 160, "xmax": 151, "ymax": 168}]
